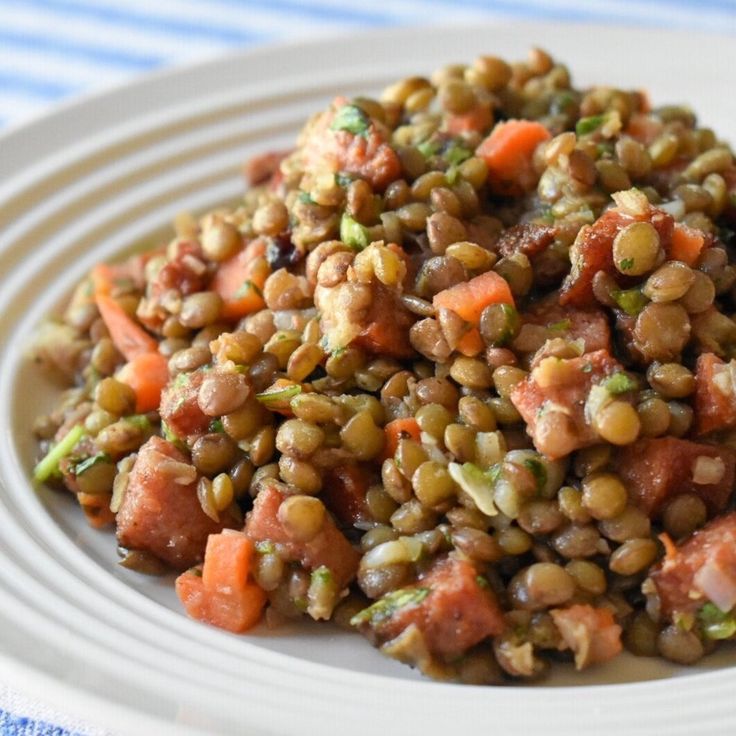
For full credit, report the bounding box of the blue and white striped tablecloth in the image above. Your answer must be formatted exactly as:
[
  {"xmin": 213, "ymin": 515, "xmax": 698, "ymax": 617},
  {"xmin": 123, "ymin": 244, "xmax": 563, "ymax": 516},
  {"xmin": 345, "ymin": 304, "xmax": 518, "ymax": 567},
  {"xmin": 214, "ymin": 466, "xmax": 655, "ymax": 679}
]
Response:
[{"xmin": 1, "ymin": 0, "xmax": 735, "ymax": 734}]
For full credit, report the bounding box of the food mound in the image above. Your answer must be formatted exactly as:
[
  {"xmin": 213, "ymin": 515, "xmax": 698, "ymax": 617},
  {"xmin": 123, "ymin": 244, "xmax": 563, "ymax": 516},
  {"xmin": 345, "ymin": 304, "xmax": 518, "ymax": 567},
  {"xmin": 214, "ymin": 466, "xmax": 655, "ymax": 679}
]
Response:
[{"xmin": 31, "ymin": 48, "xmax": 736, "ymax": 684}]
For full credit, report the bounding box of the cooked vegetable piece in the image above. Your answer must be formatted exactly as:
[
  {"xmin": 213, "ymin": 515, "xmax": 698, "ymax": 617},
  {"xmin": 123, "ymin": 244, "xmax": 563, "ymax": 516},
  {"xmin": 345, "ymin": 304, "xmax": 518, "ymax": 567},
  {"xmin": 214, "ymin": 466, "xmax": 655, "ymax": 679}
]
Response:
[
  {"xmin": 616, "ymin": 437, "xmax": 735, "ymax": 517},
  {"xmin": 476, "ymin": 120, "xmax": 551, "ymax": 196},
  {"xmin": 321, "ymin": 464, "xmax": 372, "ymax": 527},
  {"xmin": 96, "ymin": 294, "xmax": 158, "ymax": 361},
  {"xmin": 693, "ymin": 353, "xmax": 736, "ymax": 436},
  {"xmin": 352, "ymin": 556, "xmax": 504, "ymax": 658},
  {"xmin": 383, "ymin": 418, "xmax": 422, "ymax": 461},
  {"xmin": 210, "ymin": 238, "xmax": 268, "ymax": 320},
  {"xmin": 116, "ymin": 436, "xmax": 236, "ymax": 569},
  {"xmin": 116, "ymin": 351, "xmax": 169, "ymax": 413},
  {"xmin": 550, "ymin": 605, "xmax": 622, "ymax": 670}
]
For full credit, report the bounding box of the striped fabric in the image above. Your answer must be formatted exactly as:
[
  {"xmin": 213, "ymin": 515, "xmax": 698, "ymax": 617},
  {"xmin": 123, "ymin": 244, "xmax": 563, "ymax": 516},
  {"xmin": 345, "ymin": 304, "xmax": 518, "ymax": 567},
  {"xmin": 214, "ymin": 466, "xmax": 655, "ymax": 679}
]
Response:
[
  {"xmin": 1, "ymin": 0, "xmax": 735, "ymax": 129},
  {"xmin": 0, "ymin": 1, "xmax": 735, "ymax": 734}
]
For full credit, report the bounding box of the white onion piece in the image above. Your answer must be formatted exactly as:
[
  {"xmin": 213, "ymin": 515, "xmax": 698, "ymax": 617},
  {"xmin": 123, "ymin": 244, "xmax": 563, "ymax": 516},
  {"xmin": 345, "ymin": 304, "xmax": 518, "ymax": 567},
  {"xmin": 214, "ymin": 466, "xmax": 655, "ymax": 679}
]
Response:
[{"xmin": 695, "ymin": 562, "xmax": 736, "ymax": 613}]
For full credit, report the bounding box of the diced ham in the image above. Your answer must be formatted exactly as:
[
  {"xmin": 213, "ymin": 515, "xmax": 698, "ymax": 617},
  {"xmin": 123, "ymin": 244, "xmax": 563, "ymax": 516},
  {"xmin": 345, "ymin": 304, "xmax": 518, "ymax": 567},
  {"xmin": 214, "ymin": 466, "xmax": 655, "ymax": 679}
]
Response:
[
  {"xmin": 159, "ymin": 369, "xmax": 211, "ymax": 444},
  {"xmin": 495, "ymin": 223, "xmax": 557, "ymax": 259},
  {"xmin": 243, "ymin": 149, "xmax": 290, "ymax": 187},
  {"xmin": 650, "ymin": 513, "xmax": 736, "ymax": 617},
  {"xmin": 550, "ymin": 605, "xmax": 622, "ymax": 670},
  {"xmin": 301, "ymin": 98, "xmax": 401, "ymax": 192},
  {"xmin": 352, "ymin": 282, "xmax": 417, "ymax": 359},
  {"xmin": 321, "ymin": 464, "xmax": 371, "ymax": 527},
  {"xmin": 520, "ymin": 294, "xmax": 612, "ymax": 355},
  {"xmin": 355, "ymin": 557, "xmax": 505, "ymax": 659},
  {"xmin": 510, "ymin": 350, "xmax": 625, "ymax": 459},
  {"xmin": 560, "ymin": 206, "xmax": 674, "ymax": 308},
  {"xmin": 616, "ymin": 437, "xmax": 735, "ymax": 517},
  {"xmin": 116, "ymin": 436, "xmax": 235, "ymax": 569},
  {"xmin": 244, "ymin": 484, "xmax": 360, "ymax": 589},
  {"xmin": 694, "ymin": 353, "xmax": 736, "ymax": 436}
]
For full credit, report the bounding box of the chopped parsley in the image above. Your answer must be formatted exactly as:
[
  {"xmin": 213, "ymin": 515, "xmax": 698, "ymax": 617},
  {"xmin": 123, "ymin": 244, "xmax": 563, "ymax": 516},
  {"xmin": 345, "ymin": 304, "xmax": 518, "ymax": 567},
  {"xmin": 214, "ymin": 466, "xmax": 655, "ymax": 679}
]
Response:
[
  {"xmin": 350, "ymin": 587, "xmax": 430, "ymax": 627},
  {"xmin": 581, "ymin": 362, "xmax": 593, "ymax": 373},
  {"xmin": 603, "ymin": 372, "xmax": 637, "ymax": 395},
  {"xmin": 612, "ymin": 287, "xmax": 648, "ymax": 316},
  {"xmin": 523, "ymin": 457, "xmax": 548, "ymax": 492},
  {"xmin": 74, "ymin": 452, "xmax": 111, "ymax": 476},
  {"xmin": 417, "ymin": 140, "xmax": 441, "ymax": 158},
  {"xmin": 698, "ymin": 602, "xmax": 736, "ymax": 640},
  {"xmin": 335, "ymin": 172, "xmax": 354, "ymax": 188},
  {"xmin": 255, "ymin": 383, "xmax": 302, "ymax": 404},
  {"xmin": 208, "ymin": 418, "xmax": 225, "ymax": 434},
  {"xmin": 339, "ymin": 213, "xmax": 370, "ymax": 250},
  {"xmin": 33, "ymin": 424, "xmax": 87, "ymax": 483},
  {"xmin": 547, "ymin": 318, "xmax": 571, "ymax": 332},
  {"xmin": 255, "ymin": 540, "xmax": 276, "ymax": 555},
  {"xmin": 311, "ymin": 566, "xmax": 333, "ymax": 586},
  {"xmin": 161, "ymin": 420, "xmax": 183, "ymax": 447},
  {"xmin": 575, "ymin": 114, "xmax": 606, "ymax": 137},
  {"xmin": 330, "ymin": 104, "xmax": 370, "ymax": 136},
  {"xmin": 476, "ymin": 575, "xmax": 490, "ymax": 589},
  {"xmin": 618, "ymin": 257, "xmax": 635, "ymax": 271},
  {"xmin": 444, "ymin": 141, "xmax": 473, "ymax": 167},
  {"xmin": 298, "ymin": 191, "xmax": 315, "ymax": 204},
  {"xmin": 234, "ymin": 279, "xmax": 263, "ymax": 300}
]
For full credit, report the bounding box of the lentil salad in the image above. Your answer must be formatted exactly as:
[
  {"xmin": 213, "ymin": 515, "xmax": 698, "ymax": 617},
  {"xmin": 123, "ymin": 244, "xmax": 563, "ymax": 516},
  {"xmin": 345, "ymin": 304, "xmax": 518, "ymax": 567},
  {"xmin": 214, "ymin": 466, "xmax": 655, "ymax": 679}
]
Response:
[{"xmin": 30, "ymin": 47, "xmax": 736, "ymax": 683}]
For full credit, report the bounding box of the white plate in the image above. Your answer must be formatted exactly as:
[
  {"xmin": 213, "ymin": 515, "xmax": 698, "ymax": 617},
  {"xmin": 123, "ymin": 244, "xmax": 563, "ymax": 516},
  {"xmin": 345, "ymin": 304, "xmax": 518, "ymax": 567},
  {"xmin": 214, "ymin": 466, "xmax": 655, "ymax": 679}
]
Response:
[{"xmin": 1, "ymin": 21, "xmax": 735, "ymax": 736}]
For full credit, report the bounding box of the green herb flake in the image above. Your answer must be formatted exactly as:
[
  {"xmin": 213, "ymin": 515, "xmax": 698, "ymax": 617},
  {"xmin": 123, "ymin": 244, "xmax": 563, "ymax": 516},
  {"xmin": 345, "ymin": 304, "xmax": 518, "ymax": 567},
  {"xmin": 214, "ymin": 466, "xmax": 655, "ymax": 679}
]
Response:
[
  {"xmin": 173, "ymin": 372, "xmax": 191, "ymax": 390},
  {"xmin": 575, "ymin": 114, "xmax": 606, "ymax": 137},
  {"xmin": 255, "ymin": 384, "xmax": 302, "ymax": 404},
  {"xmin": 330, "ymin": 104, "xmax": 370, "ymax": 136},
  {"xmin": 208, "ymin": 418, "xmax": 225, "ymax": 433},
  {"xmin": 581, "ymin": 362, "xmax": 593, "ymax": 373},
  {"xmin": 547, "ymin": 318, "xmax": 571, "ymax": 332},
  {"xmin": 255, "ymin": 540, "xmax": 276, "ymax": 555},
  {"xmin": 612, "ymin": 288, "xmax": 649, "ymax": 317},
  {"xmin": 161, "ymin": 420, "xmax": 184, "ymax": 448},
  {"xmin": 126, "ymin": 414, "xmax": 151, "ymax": 432},
  {"xmin": 350, "ymin": 587, "xmax": 431, "ymax": 627},
  {"xmin": 298, "ymin": 191, "xmax": 315, "ymax": 205},
  {"xmin": 445, "ymin": 166, "xmax": 460, "ymax": 185},
  {"xmin": 339, "ymin": 213, "xmax": 370, "ymax": 250},
  {"xmin": 234, "ymin": 279, "xmax": 263, "ymax": 300},
  {"xmin": 444, "ymin": 142, "xmax": 473, "ymax": 167},
  {"xmin": 417, "ymin": 140, "xmax": 441, "ymax": 158},
  {"xmin": 619, "ymin": 257, "xmax": 635, "ymax": 271},
  {"xmin": 523, "ymin": 457, "xmax": 548, "ymax": 492},
  {"xmin": 476, "ymin": 575, "xmax": 490, "ymax": 589},
  {"xmin": 603, "ymin": 372, "xmax": 637, "ymax": 395},
  {"xmin": 74, "ymin": 452, "xmax": 111, "ymax": 476},
  {"xmin": 33, "ymin": 424, "xmax": 86, "ymax": 483},
  {"xmin": 698, "ymin": 602, "xmax": 736, "ymax": 640},
  {"xmin": 335, "ymin": 172, "xmax": 354, "ymax": 188},
  {"xmin": 311, "ymin": 566, "xmax": 333, "ymax": 586}
]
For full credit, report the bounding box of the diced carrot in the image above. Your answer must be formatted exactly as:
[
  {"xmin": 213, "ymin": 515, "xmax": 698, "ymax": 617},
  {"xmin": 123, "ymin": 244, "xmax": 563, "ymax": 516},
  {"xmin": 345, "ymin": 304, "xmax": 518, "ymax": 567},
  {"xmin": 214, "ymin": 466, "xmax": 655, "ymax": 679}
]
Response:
[
  {"xmin": 476, "ymin": 119, "xmax": 551, "ymax": 196},
  {"xmin": 625, "ymin": 113, "xmax": 662, "ymax": 145},
  {"xmin": 202, "ymin": 532, "xmax": 255, "ymax": 593},
  {"xmin": 669, "ymin": 223, "xmax": 705, "ymax": 266},
  {"xmin": 175, "ymin": 571, "xmax": 266, "ymax": 634},
  {"xmin": 433, "ymin": 271, "xmax": 514, "ymax": 325},
  {"xmin": 116, "ymin": 352, "xmax": 170, "ymax": 413},
  {"xmin": 91, "ymin": 253, "xmax": 150, "ymax": 296},
  {"xmin": 383, "ymin": 418, "xmax": 421, "ymax": 461},
  {"xmin": 456, "ymin": 327, "xmax": 485, "ymax": 357},
  {"xmin": 78, "ymin": 492, "xmax": 116, "ymax": 529},
  {"xmin": 95, "ymin": 293, "xmax": 158, "ymax": 361},
  {"xmin": 659, "ymin": 532, "xmax": 677, "ymax": 562},
  {"xmin": 444, "ymin": 103, "xmax": 493, "ymax": 136},
  {"xmin": 210, "ymin": 238, "xmax": 269, "ymax": 320}
]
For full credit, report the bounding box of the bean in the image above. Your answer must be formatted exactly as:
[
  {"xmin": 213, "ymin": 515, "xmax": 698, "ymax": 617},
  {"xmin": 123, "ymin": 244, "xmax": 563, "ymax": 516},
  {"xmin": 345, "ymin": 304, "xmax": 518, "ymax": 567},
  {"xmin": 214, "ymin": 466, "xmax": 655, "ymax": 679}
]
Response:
[
  {"xmin": 94, "ymin": 377, "xmax": 136, "ymax": 416},
  {"xmin": 517, "ymin": 500, "xmax": 564, "ymax": 535},
  {"xmin": 609, "ymin": 538, "xmax": 658, "ymax": 576},
  {"xmin": 340, "ymin": 411, "xmax": 384, "ymax": 460},
  {"xmin": 514, "ymin": 563, "xmax": 575, "ymax": 610},
  {"xmin": 680, "ymin": 271, "xmax": 715, "ymax": 314},
  {"xmin": 558, "ymin": 486, "xmax": 592, "ymax": 524},
  {"xmin": 249, "ymin": 425, "xmax": 276, "ymax": 466},
  {"xmin": 646, "ymin": 362, "xmax": 695, "ymax": 398},
  {"xmin": 394, "ymin": 439, "xmax": 429, "ymax": 480},
  {"xmin": 278, "ymin": 495, "xmax": 326, "ymax": 542},
  {"xmin": 191, "ymin": 433, "xmax": 237, "ymax": 476},
  {"xmin": 657, "ymin": 625, "xmax": 704, "ymax": 665},
  {"xmin": 229, "ymin": 458, "xmax": 254, "ymax": 498},
  {"xmin": 276, "ymin": 419, "xmax": 324, "ymax": 458},
  {"xmin": 169, "ymin": 345, "xmax": 211, "ymax": 375},
  {"xmin": 444, "ymin": 423, "xmax": 477, "ymax": 462},
  {"xmin": 197, "ymin": 370, "xmax": 250, "ymax": 416},
  {"xmin": 667, "ymin": 401, "xmax": 694, "ymax": 437},
  {"xmin": 582, "ymin": 473, "xmax": 628, "ymax": 520},
  {"xmin": 458, "ymin": 396, "xmax": 496, "ymax": 432},
  {"xmin": 643, "ymin": 262, "xmax": 695, "ymax": 303},
  {"xmin": 390, "ymin": 499, "xmax": 437, "ymax": 534},
  {"xmin": 497, "ymin": 526, "xmax": 532, "ymax": 555},
  {"xmin": 414, "ymin": 377, "xmax": 459, "ymax": 411},
  {"xmin": 253, "ymin": 200, "xmax": 289, "ymax": 236},
  {"xmin": 565, "ymin": 560, "xmax": 607, "ymax": 596},
  {"xmin": 594, "ymin": 400, "xmax": 640, "ymax": 445},
  {"xmin": 612, "ymin": 222, "xmax": 660, "ymax": 276},
  {"xmin": 637, "ymin": 397, "xmax": 671, "ymax": 437},
  {"xmin": 551, "ymin": 524, "xmax": 602, "ymax": 558},
  {"xmin": 179, "ymin": 291, "xmax": 223, "ymax": 328},
  {"xmin": 625, "ymin": 612, "xmax": 659, "ymax": 657},
  {"xmin": 451, "ymin": 526, "xmax": 501, "ymax": 562},
  {"xmin": 598, "ymin": 505, "xmax": 651, "ymax": 542},
  {"xmin": 662, "ymin": 493, "xmax": 707, "ymax": 539},
  {"xmin": 445, "ymin": 241, "xmax": 495, "ymax": 271},
  {"xmin": 412, "ymin": 461, "xmax": 456, "ymax": 507},
  {"xmin": 286, "ymin": 343, "xmax": 324, "ymax": 382},
  {"xmin": 201, "ymin": 216, "xmax": 241, "ymax": 261},
  {"xmin": 450, "ymin": 356, "xmax": 493, "ymax": 389}
]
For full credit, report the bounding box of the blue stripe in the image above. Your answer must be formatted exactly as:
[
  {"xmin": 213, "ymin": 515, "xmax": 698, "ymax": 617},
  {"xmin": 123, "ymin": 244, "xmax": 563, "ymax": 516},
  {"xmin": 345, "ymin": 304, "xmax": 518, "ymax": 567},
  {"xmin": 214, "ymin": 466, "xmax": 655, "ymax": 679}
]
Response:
[
  {"xmin": 208, "ymin": 0, "xmax": 396, "ymax": 25},
  {"xmin": 7, "ymin": 0, "xmax": 267, "ymax": 45},
  {"xmin": 0, "ymin": 71, "xmax": 73, "ymax": 98},
  {"xmin": 0, "ymin": 27, "xmax": 163, "ymax": 69},
  {"xmin": 638, "ymin": 0, "xmax": 736, "ymax": 16},
  {"xmin": 0, "ymin": 708, "xmax": 86, "ymax": 736},
  {"xmin": 416, "ymin": 0, "xmax": 730, "ymax": 27}
]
